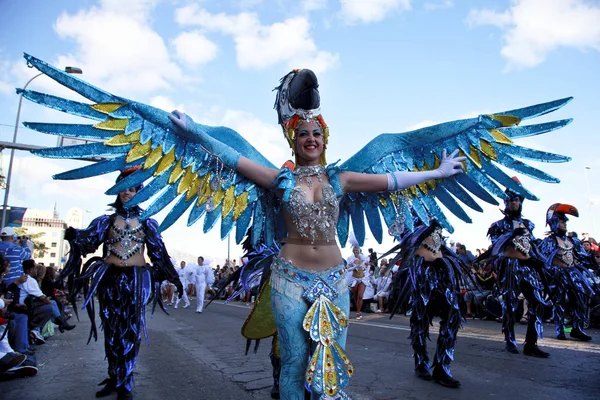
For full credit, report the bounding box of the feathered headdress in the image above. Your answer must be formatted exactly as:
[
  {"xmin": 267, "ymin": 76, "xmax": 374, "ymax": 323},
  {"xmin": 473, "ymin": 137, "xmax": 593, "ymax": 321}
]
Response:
[{"xmin": 274, "ymin": 69, "xmax": 329, "ymax": 165}]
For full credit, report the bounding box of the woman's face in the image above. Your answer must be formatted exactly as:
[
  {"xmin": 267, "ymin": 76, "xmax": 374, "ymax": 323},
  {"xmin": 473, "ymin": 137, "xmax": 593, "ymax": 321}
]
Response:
[
  {"xmin": 294, "ymin": 121, "xmax": 323, "ymax": 165},
  {"xmin": 352, "ymin": 247, "xmax": 360, "ymax": 257},
  {"xmin": 118, "ymin": 187, "xmax": 137, "ymax": 204}
]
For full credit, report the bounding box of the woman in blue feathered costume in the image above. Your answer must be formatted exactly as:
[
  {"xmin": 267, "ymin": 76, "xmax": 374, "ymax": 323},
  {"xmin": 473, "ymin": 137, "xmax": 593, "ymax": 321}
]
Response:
[
  {"xmin": 61, "ymin": 167, "xmax": 183, "ymax": 400},
  {"xmin": 538, "ymin": 203, "xmax": 599, "ymax": 341}
]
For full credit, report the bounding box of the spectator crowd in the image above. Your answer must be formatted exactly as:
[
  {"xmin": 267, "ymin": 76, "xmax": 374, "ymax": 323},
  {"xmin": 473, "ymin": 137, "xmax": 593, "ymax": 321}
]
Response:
[{"xmin": 0, "ymin": 226, "xmax": 76, "ymax": 380}]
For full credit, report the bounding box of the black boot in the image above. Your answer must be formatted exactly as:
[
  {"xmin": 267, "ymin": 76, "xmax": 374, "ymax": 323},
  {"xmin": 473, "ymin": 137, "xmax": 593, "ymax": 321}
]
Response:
[
  {"xmin": 415, "ymin": 363, "xmax": 432, "ymax": 381},
  {"xmin": 570, "ymin": 328, "xmax": 592, "ymax": 341},
  {"xmin": 117, "ymin": 387, "xmax": 133, "ymax": 400},
  {"xmin": 432, "ymin": 365, "xmax": 460, "ymax": 388},
  {"xmin": 96, "ymin": 378, "xmax": 116, "ymax": 398},
  {"xmin": 505, "ymin": 341, "xmax": 519, "ymax": 353},
  {"xmin": 523, "ymin": 343, "xmax": 550, "ymax": 358},
  {"xmin": 556, "ymin": 331, "xmax": 567, "ymax": 340},
  {"xmin": 57, "ymin": 315, "xmax": 76, "ymax": 333}
]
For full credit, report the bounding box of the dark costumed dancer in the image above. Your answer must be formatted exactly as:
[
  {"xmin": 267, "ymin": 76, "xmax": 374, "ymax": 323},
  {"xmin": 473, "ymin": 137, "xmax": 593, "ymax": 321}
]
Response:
[
  {"xmin": 21, "ymin": 53, "xmax": 573, "ymax": 398},
  {"xmin": 539, "ymin": 203, "xmax": 599, "ymax": 341},
  {"xmin": 60, "ymin": 167, "xmax": 183, "ymax": 400},
  {"xmin": 385, "ymin": 221, "xmax": 473, "ymax": 388},
  {"xmin": 485, "ymin": 178, "xmax": 550, "ymax": 358}
]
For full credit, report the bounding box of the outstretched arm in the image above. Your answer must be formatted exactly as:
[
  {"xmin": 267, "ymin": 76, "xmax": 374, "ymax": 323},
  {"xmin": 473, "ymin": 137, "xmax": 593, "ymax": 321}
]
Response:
[
  {"xmin": 169, "ymin": 110, "xmax": 279, "ymax": 190},
  {"xmin": 340, "ymin": 149, "xmax": 466, "ymax": 193}
]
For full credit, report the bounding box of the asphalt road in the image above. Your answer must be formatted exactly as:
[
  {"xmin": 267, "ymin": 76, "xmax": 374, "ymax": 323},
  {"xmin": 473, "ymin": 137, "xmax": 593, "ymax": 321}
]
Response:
[{"xmin": 2, "ymin": 299, "xmax": 600, "ymax": 400}]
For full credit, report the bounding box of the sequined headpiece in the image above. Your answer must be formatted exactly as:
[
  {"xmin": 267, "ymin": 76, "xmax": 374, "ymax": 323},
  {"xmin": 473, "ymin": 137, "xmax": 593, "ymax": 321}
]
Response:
[
  {"xmin": 546, "ymin": 203, "xmax": 578, "ymax": 233},
  {"xmin": 274, "ymin": 69, "xmax": 329, "ymax": 165}
]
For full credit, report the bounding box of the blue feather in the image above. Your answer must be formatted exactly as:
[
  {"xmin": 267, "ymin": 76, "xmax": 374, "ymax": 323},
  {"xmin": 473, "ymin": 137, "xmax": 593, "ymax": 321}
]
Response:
[
  {"xmin": 235, "ymin": 206, "xmax": 253, "ymax": 244},
  {"xmin": 53, "ymin": 155, "xmax": 128, "ymax": 180},
  {"xmin": 501, "ymin": 119, "xmax": 572, "ymax": 139},
  {"xmin": 494, "ymin": 151, "xmax": 560, "ymax": 183},
  {"xmin": 496, "ymin": 97, "xmax": 573, "ymax": 121},
  {"xmin": 220, "ymin": 213, "xmax": 235, "ymax": 240},
  {"xmin": 430, "ymin": 186, "xmax": 472, "ymax": 223},
  {"xmin": 159, "ymin": 194, "xmax": 196, "ymax": 232},
  {"xmin": 479, "ymin": 157, "xmax": 538, "ymax": 200},
  {"xmin": 140, "ymin": 185, "xmax": 178, "ymax": 220},
  {"xmin": 127, "ymin": 166, "xmax": 174, "ymax": 206},
  {"xmin": 31, "ymin": 142, "xmax": 129, "ymax": 159},
  {"xmin": 106, "ymin": 164, "xmax": 157, "ymax": 195},
  {"xmin": 187, "ymin": 203, "xmax": 207, "ymax": 227},
  {"xmin": 498, "ymin": 144, "xmax": 571, "ymax": 163},
  {"xmin": 419, "ymin": 196, "xmax": 453, "ymax": 233},
  {"xmin": 439, "ymin": 179, "xmax": 483, "ymax": 212},
  {"xmin": 364, "ymin": 200, "xmax": 383, "ymax": 243},
  {"xmin": 453, "ymin": 173, "xmax": 498, "ymax": 205},
  {"xmin": 23, "ymin": 122, "xmax": 116, "ymax": 139},
  {"xmin": 350, "ymin": 202, "xmax": 366, "ymax": 246},
  {"xmin": 18, "ymin": 89, "xmax": 106, "ymax": 120}
]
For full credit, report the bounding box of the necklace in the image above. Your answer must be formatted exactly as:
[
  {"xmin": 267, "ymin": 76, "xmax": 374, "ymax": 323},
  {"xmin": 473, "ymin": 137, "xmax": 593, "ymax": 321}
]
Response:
[{"xmin": 294, "ymin": 165, "xmax": 326, "ymax": 189}]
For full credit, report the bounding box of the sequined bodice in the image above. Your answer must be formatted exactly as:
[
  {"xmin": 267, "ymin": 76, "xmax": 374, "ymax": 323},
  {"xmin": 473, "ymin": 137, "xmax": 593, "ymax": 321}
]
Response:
[
  {"xmin": 555, "ymin": 237, "xmax": 574, "ymax": 266},
  {"xmin": 106, "ymin": 216, "xmax": 146, "ymax": 265},
  {"xmin": 284, "ymin": 183, "xmax": 339, "ymax": 243}
]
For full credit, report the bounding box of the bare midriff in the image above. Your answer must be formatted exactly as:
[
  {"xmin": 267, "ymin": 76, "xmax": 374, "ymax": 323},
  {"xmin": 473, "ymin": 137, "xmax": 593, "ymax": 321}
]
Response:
[{"xmin": 502, "ymin": 248, "xmax": 529, "ymax": 260}]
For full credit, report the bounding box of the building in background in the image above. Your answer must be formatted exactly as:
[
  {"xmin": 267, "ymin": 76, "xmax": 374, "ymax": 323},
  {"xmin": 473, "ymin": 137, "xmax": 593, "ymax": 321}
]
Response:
[{"xmin": 22, "ymin": 206, "xmax": 66, "ymax": 268}]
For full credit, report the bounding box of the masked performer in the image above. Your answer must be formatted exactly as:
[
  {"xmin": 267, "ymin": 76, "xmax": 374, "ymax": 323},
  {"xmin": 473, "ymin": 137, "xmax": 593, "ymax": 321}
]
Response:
[
  {"xmin": 384, "ymin": 221, "xmax": 472, "ymax": 388},
  {"xmin": 60, "ymin": 167, "xmax": 183, "ymax": 400},
  {"xmin": 539, "ymin": 204, "xmax": 598, "ymax": 341},
  {"xmin": 22, "ymin": 54, "xmax": 572, "ymax": 399},
  {"xmin": 485, "ymin": 178, "xmax": 550, "ymax": 358}
]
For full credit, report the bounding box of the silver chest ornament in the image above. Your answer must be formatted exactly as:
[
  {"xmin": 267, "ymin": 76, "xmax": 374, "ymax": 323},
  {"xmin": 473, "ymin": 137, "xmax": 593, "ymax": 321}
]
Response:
[{"xmin": 106, "ymin": 216, "xmax": 145, "ymax": 265}]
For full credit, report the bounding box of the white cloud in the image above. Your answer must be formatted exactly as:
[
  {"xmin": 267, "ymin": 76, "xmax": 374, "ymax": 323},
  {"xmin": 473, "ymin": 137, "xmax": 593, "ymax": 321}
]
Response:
[
  {"xmin": 466, "ymin": 0, "xmax": 600, "ymax": 70},
  {"xmin": 172, "ymin": 31, "xmax": 218, "ymax": 68},
  {"xmin": 150, "ymin": 95, "xmax": 186, "ymax": 113},
  {"xmin": 52, "ymin": 0, "xmax": 183, "ymax": 95},
  {"xmin": 339, "ymin": 0, "xmax": 411, "ymax": 24},
  {"xmin": 175, "ymin": 5, "xmax": 338, "ymax": 73}
]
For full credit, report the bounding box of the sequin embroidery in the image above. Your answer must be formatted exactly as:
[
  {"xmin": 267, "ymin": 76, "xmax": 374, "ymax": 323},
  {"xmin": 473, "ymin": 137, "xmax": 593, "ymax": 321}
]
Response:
[{"xmin": 284, "ymin": 182, "xmax": 338, "ymax": 243}]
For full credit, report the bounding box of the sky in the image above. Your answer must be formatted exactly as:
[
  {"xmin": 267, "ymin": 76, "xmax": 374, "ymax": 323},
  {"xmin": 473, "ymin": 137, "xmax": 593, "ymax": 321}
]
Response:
[{"xmin": 0, "ymin": 0, "xmax": 599, "ymax": 264}]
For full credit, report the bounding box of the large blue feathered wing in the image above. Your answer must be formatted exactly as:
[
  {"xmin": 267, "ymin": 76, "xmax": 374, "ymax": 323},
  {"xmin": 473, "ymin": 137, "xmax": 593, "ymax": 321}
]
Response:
[
  {"xmin": 336, "ymin": 99, "xmax": 572, "ymax": 246},
  {"xmin": 21, "ymin": 53, "xmax": 279, "ymax": 245}
]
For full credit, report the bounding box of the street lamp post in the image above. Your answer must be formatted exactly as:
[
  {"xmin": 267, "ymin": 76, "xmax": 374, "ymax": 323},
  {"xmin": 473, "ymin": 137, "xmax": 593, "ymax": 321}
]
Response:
[
  {"xmin": 584, "ymin": 166, "xmax": 596, "ymax": 239},
  {"xmin": 1, "ymin": 66, "xmax": 82, "ymax": 228}
]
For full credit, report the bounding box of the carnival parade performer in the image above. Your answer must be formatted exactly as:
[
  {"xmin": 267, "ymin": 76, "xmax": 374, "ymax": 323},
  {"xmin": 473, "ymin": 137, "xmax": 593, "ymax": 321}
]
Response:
[
  {"xmin": 21, "ymin": 54, "xmax": 572, "ymax": 399},
  {"xmin": 385, "ymin": 221, "xmax": 472, "ymax": 388},
  {"xmin": 174, "ymin": 260, "xmax": 191, "ymax": 309},
  {"xmin": 188, "ymin": 256, "xmax": 215, "ymax": 314},
  {"xmin": 346, "ymin": 242, "xmax": 371, "ymax": 320},
  {"xmin": 60, "ymin": 167, "xmax": 183, "ymax": 400},
  {"xmin": 484, "ymin": 178, "xmax": 550, "ymax": 358},
  {"xmin": 539, "ymin": 204, "xmax": 599, "ymax": 341}
]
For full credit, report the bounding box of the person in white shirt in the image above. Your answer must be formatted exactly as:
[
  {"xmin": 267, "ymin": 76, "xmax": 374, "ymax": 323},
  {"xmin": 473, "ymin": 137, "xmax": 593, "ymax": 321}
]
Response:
[
  {"xmin": 374, "ymin": 262, "xmax": 394, "ymax": 313},
  {"xmin": 174, "ymin": 261, "xmax": 190, "ymax": 309},
  {"xmin": 189, "ymin": 257, "xmax": 215, "ymax": 313},
  {"xmin": 18, "ymin": 260, "xmax": 53, "ymax": 344}
]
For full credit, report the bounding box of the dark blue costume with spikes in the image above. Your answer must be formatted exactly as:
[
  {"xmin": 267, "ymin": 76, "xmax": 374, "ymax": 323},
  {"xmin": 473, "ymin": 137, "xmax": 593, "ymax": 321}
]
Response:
[
  {"xmin": 61, "ymin": 203, "xmax": 181, "ymax": 396},
  {"xmin": 386, "ymin": 221, "xmax": 472, "ymax": 388},
  {"xmin": 538, "ymin": 206, "xmax": 598, "ymax": 340},
  {"xmin": 486, "ymin": 198, "xmax": 550, "ymax": 355}
]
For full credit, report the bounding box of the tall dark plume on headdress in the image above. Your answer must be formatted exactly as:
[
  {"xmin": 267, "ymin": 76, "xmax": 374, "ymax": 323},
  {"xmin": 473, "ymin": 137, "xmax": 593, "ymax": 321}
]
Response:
[{"xmin": 273, "ymin": 69, "xmax": 320, "ymax": 127}]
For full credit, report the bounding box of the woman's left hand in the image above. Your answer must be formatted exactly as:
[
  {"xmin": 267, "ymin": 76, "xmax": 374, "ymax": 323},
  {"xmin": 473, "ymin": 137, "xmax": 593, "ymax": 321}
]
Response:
[{"xmin": 435, "ymin": 149, "xmax": 467, "ymax": 179}]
